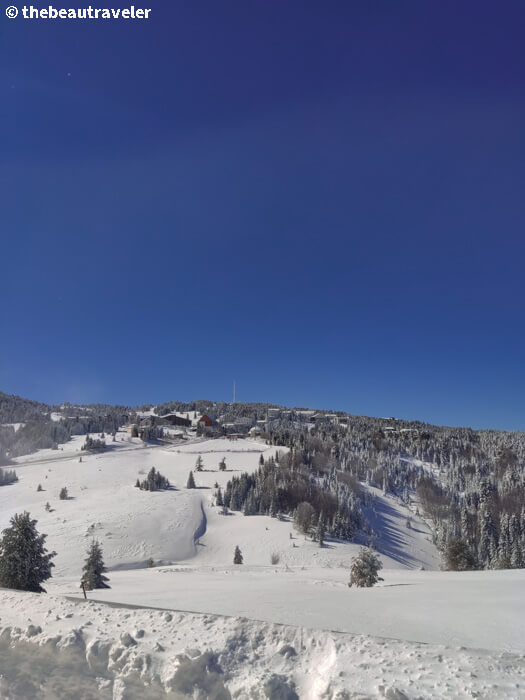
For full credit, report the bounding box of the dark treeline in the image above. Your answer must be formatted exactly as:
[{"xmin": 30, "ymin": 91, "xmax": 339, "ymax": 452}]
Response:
[
  {"xmin": 0, "ymin": 468, "xmax": 18, "ymax": 486},
  {"xmin": 266, "ymin": 419, "xmax": 525, "ymax": 570},
  {"xmin": 0, "ymin": 392, "xmax": 132, "ymax": 460},
  {"xmin": 223, "ymin": 447, "xmax": 368, "ymax": 543}
]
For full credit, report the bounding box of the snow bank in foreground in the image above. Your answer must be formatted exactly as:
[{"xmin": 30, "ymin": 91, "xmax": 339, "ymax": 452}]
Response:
[{"xmin": 0, "ymin": 591, "xmax": 524, "ymax": 699}]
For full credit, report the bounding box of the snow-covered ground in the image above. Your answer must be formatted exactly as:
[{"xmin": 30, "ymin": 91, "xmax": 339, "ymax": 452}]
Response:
[
  {"xmin": 0, "ymin": 586, "xmax": 524, "ymax": 699},
  {"xmin": 50, "ymin": 567, "xmax": 525, "ymax": 652},
  {"xmin": 400, "ymin": 455, "xmax": 442, "ymax": 482},
  {"xmin": 1, "ymin": 423, "xmax": 26, "ymax": 432},
  {"xmin": 5, "ymin": 435, "xmax": 437, "ymax": 576},
  {"xmin": 7, "ymin": 436, "xmax": 279, "ymax": 574},
  {"xmin": 1, "ymin": 434, "xmax": 524, "ymax": 698}
]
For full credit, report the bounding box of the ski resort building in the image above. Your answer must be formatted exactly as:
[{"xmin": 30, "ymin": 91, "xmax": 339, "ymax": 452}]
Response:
[{"xmin": 157, "ymin": 413, "xmax": 191, "ymax": 427}]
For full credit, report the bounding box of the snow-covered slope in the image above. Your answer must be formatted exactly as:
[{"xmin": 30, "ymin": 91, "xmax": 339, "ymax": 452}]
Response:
[
  {"xmin": 2, "ymin": 432, "xmax": 522, "ymax": 698},
  {"xmin": 4, "ymin": 434, "xmax": 437, "ymax": 577},
  {"xmin": 5, "ymin": 436, "xmax": 279, "ymax": 575}
]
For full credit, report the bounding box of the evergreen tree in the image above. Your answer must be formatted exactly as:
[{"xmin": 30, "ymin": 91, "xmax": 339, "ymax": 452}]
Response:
[
  {"xmin": 243, "ymin": 492, "xmax": 257, "ymax": 516},
  {"xmin": 219, "ymin": 457, "xmax": 227, "ymax": 471},
  {"xmin": 0, "ymin": 468, "xmax": 18, "ymax": 486},
  {"xmin": 81, "ymin": 436, "xmax": 106, "ymax": 451},
  {"xmin": 187, "ymin": 471, "xmax": 196, "ymax": 489},
  {"xmin": 349, "ymin": 546, "xmax": 383, "ymax": 588},
  {"xmin": 59, "ymin": 487, "xmax": 68, "ymax": 500},
  {"xmin": 81, "ymin": 540, "xmax": 110, "ymax": 590},
  {"xmin": 493, "ymin": 552, "xmax": 512, "ymax": 570},
  {"xmin": 0, "ymin": 512, "xmax": 56, "ymax": 592},
  {"xmin": 195, "ymin": 455, "xmax": 204, "ymax": 472},
  {"xmin": 316, "ymin": 511, "xmax": 326, "ymax": 547},
  {"xmin": 136, "ymin": 467, "xmax": 170, "ymax": 491},
  {"xmin": 443, "ymin": 538, "xmax": 476, "ymax": 571},
  {"xmin": 233, "ymin": 545, "xmax": 243, "ymax": 564},
  {"xmin": 479, "ymin": 506, "xmax": 498, "ymax": 566}
]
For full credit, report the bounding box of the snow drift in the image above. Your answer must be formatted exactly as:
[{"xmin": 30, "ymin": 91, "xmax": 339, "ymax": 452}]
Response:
[{"xmin": 1, "ymin": 590, "xmax": 524, "ymax": 699}]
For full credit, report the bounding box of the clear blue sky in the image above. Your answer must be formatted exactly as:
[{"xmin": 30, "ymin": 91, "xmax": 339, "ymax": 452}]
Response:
[{"xmin": 1, "ymin": 1, "xmax": 524, "ymax": 429}]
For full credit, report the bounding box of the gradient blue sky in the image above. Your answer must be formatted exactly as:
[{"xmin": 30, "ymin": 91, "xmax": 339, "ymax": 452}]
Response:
[{"xmin": 1, "ymin": 1, "xmax": 524, "ymax": 429}]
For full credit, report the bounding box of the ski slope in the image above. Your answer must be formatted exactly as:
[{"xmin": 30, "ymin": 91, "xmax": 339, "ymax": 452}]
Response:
[
  {"xmin": 1, "ymin": 433, "xmax": 523, "ymax": 698},
  {"xmin": 4, "ymin": 434, "xmax": 438, "ymax": 577},
  {"xmin": 5, "ymin": 435, "xmax": 281, "ymax": 575}
]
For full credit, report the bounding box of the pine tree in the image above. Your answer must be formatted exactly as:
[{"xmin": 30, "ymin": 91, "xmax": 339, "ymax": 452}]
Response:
[
  {"xmin": 59, "ymin": 487, "xmax": 68, "ymax": 500},
  {"xmin": 0, "ymin": 512, "xmax": 56, "ymax": 592},
  {"xmin": 195, "ymin": 455, "xmax": 204, "ymax": 472},
  {"xmin": 243, "ymin": 493, "xmax": 257, "ymax": 516},
  {"xmin": 316, "ymin": 511, "xmax": 326, "ymax": 547},
  {"xmin": 219, "ymin": 457, "xmax": 227, "ymax": 471},
  {"xmin": 136, "ymin": 467, "xmax": 170, "ymax": 491},
  {"xmin": 259, "ymin": 454, "xmax": 264, "ymax": 466},
  {"xmin": 0, "ymin": 468, "xmax": 18, "ymax": 486},
  {"xmin": 348, "ymin": 546, "xmax": 383, "ymax": 588},
  {"xmin": 443, "ymin": 537, "xmax": 476, "ymax": 571},
  {"xmin": 187, "ymin": 471, "xmax": 196, "ymax": 489},
  {"xmin": 81, "ymin": 540, "xmax": 110, "ymax": 590},
  {"xmin": 216, "ymin": 487, "xmax": 224, "ymax": 506},
  {"xmin": 233, "ymin": 545, "xmax": 243, "ymax": 564},
  {"xmin": 479, "ymin": 506, "xmax": 497, "ymax": 567}
]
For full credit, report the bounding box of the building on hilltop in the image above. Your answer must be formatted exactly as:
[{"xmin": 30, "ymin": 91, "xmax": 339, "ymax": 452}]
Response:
[{"xmin": 158, "ymin": 414, "xmax": 191, "ymax": 427}]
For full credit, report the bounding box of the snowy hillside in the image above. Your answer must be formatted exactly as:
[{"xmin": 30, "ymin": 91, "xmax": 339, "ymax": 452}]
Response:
[
  {"xmin": 1, "ymin": 429, "xmax": 523, "ymax": 697},
  {"xmin": 4, "ymin": 434, "xmax": 437, "ymax": 577},
  {"xmin": 5, "ymin": 436, "xmax": 281, "ymax": 574}
]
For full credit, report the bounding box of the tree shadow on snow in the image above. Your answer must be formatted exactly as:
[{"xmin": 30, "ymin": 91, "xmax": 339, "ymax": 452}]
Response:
[{"xmin": 362, "ymin": 498, "xmax": 424, "ymax": 567}]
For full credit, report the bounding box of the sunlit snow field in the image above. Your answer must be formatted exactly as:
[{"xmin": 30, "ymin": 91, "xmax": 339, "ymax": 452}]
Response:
[{"xmin": 1, "ymin": 434, "xmax": 524, "ymax": 698}]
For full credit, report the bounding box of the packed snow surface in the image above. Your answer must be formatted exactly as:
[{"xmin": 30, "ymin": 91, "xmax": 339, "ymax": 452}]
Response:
[{"xmin": 0, "ymin": 587, "xmax": 524, "ymax": 699}]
